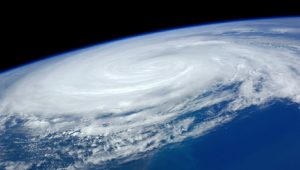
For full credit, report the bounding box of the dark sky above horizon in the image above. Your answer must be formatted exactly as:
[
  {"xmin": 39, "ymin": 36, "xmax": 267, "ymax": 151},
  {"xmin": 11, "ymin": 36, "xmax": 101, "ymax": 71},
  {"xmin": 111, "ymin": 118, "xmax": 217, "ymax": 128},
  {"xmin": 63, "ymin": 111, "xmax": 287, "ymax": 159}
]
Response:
[{"xmin": 1, "ymin": 2, "xmax": 299, "ymax": 72}]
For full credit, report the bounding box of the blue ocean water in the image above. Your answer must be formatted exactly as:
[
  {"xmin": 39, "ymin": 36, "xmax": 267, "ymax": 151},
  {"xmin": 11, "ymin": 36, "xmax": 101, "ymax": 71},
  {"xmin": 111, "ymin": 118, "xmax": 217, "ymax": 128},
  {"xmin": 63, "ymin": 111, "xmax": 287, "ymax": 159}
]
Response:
[
  {"xmin": 115, "ymin": 100, "xmax": 300, "ymax": 170},
  {"xmin": 1, "ymin": 17, "xmax": 300, "ymax": 169}
]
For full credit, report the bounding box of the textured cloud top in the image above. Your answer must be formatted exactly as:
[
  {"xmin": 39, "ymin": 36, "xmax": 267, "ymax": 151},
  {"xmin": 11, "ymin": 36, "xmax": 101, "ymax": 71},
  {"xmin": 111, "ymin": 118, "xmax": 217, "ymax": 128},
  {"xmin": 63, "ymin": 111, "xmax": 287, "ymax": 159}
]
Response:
[{"xmin": 0, "ymin": 18, "xmax": 300, "ymax": 169}]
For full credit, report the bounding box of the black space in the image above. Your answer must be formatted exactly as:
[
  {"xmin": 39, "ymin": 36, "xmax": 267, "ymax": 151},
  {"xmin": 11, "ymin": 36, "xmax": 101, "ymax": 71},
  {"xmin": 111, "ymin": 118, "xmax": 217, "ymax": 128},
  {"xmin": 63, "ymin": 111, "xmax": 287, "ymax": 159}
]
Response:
[{"xmin": 1, "ymin": 2, "xmax": 300, "ymax": 72}]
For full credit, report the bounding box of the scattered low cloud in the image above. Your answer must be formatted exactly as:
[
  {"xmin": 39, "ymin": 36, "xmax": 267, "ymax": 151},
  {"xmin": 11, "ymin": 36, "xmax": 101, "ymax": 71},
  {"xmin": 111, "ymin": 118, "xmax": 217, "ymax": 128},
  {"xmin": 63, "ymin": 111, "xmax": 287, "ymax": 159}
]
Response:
[{"xmin": 0, "ymin": 17, "xmax": 300, "ymax": 168}]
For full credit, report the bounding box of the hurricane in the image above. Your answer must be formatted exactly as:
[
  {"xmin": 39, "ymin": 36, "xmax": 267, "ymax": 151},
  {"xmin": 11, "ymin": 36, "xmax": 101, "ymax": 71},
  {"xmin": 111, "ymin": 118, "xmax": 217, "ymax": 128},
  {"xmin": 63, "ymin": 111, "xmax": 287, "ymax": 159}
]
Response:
[{"xmin": 0, "ymin": 17, "xmax": 300, "ymax": 169}]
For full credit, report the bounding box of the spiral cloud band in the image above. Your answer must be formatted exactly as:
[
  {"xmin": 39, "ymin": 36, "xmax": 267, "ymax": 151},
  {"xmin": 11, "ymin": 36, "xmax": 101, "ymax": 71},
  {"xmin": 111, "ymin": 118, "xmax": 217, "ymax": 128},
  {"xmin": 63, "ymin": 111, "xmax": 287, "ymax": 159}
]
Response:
[{"xmin": 0, "ymin": 18, "xmax": 300, "ymax": 168}]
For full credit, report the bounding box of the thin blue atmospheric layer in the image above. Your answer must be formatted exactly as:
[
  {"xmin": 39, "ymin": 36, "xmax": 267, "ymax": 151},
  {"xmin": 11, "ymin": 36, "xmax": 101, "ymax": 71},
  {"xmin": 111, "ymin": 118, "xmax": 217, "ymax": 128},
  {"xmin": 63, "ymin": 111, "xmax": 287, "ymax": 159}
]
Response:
[
  {"xmin": 1, "ymin": 17, "xmax": 300, "ymax": 170},
  {"xmin": 2, "ymin": 16, "xmax": 299, "ymax": 74},
  {"xmin": 114, "ymin": 99, "xmax": 300, "ymax": 170}
]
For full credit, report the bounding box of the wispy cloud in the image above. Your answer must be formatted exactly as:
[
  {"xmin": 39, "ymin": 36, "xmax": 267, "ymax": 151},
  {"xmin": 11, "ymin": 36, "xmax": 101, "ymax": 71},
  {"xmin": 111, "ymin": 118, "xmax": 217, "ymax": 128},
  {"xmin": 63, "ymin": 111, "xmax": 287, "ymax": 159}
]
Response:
[{"xmin": 0, "ymin": 17, "xmax": 300, "ymax": 168}]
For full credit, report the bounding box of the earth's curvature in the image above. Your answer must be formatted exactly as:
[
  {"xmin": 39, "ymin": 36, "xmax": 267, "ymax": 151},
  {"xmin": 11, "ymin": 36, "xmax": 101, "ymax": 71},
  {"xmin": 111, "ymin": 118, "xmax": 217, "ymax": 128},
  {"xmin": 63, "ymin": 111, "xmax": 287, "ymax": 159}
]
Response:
[{"xmin": 1, "ymin": 17, "xmax": 300, "ymax": 170}]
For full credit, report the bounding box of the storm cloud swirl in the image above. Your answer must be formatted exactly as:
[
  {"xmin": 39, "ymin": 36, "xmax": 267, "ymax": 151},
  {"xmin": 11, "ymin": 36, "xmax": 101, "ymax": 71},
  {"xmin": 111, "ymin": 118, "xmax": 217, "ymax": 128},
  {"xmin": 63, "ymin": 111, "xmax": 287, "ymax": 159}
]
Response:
[{"xmin": 0, "ymin": 18, "xmax": 300, "ymax": 169}]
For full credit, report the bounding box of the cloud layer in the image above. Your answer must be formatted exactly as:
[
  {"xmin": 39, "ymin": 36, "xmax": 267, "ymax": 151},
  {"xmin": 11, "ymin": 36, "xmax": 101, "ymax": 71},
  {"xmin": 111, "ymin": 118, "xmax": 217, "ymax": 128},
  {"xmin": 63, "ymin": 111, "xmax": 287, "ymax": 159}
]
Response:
[{"xmin": 0, "ymin": 17, "xmax": 300, "ymax": 169}]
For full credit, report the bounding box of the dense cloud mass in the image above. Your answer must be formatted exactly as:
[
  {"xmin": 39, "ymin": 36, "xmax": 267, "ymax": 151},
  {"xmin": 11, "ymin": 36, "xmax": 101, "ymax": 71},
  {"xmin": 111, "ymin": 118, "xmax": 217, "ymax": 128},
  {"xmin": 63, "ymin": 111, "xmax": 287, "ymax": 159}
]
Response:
[{"xmin": 0, "ymin": 18, "xmax": 300, "ymax": 169}]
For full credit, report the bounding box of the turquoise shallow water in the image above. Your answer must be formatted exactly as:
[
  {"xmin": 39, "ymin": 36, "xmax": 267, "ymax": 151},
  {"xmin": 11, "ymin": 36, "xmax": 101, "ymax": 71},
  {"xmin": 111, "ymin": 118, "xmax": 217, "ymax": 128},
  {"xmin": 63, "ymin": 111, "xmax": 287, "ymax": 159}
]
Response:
[{"xmin": 115, "ymin": 100, "xmax": 300, "ymax": 170}]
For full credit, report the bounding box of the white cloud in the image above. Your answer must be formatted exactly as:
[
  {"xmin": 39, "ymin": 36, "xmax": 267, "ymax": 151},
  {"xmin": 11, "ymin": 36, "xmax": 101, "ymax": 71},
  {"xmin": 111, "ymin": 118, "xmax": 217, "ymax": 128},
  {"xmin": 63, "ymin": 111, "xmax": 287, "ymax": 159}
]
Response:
[
  {"xmin": 1, "ymin": 161, "xmax": 32, "ymax": 170},
  {"xmin": 0, "ymin": 17, "xmax": 300, "ymax": 168}
]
